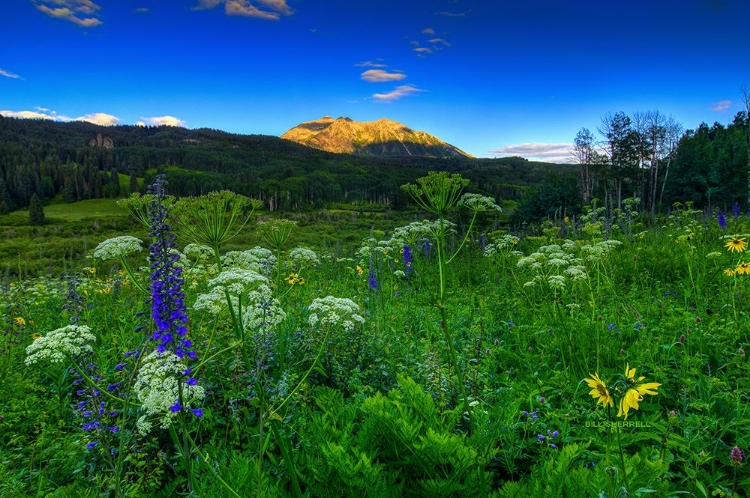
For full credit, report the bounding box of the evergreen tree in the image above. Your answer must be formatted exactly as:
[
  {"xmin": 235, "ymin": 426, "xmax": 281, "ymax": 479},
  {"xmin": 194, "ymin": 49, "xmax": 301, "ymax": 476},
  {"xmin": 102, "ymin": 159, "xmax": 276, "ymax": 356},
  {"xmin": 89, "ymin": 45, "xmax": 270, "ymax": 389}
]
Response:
[
  {"xmin": 0, "ymin": 178, "xmax": 12, "ymax": 214},
  {"xmin": 129, "ymin": 168, "xmax": 139, "ymax": 193},
  {"xmin": 29, "ymin": 193, "xmax": 45, "ymax": 225}
]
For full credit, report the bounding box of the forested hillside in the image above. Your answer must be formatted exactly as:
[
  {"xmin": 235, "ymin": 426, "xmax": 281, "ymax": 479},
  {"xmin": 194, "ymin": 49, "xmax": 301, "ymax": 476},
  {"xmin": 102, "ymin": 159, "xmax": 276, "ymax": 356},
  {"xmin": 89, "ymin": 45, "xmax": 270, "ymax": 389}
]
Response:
[{"xmin": 0, "ymin": 116, "xmax": 569, "ymax": 214}]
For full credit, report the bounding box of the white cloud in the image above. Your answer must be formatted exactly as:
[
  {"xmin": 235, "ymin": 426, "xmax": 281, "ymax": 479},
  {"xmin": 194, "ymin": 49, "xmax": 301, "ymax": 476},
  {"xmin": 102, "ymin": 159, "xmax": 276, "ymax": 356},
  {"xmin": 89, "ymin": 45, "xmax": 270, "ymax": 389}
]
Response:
[
  {"xmin": 0, "ymin": 107, "xmax": 191, "ymax": 128},
  {"xmin": 34, "ymin": 0, "xmax": 103, "ymax": 27},
  {"xmin": 361, "ymin": 69, "xmax": 406, "ymax": 83},
  {"xmin": 355, "ymin": 60, "xmax": 387, "ymax": 68},
  {"xmin": 75, "ymin": 112, "xmax": 119, "ymax": 126},
  {"xmin": 0, "ymin": 110, "xmax": 57, "ymax": 120},
  {"xmin": 490, "ymin": 143, "xmax": 574, "ymax": 163},
  {"xmin": 413, "ymin": 47, "xmax": 432, "ymax": 55},
  {"xmin": 711, "ymin": 100, "xmax": 731, "ymax": 111},
  {"xmin": 422, "ymin": 27, "xmax": 435, "ymax": 34},
  {"xmin": 428, "ymin": 38, "xmax": 451, "ymax": 46},
  {"xmin": 139, "ymin": 116, "xmax": 187, "ymax": 127},
  {"xmin": 372, "ymin": 84, "xmax": 424, "ymax": 103},
  {"xmin": 194, "ymin": 0, "xmax": 293, "ymax": 20},
  {"xmin": 0, "ymin": 68, "xmax": 21, "ymax": 79}
]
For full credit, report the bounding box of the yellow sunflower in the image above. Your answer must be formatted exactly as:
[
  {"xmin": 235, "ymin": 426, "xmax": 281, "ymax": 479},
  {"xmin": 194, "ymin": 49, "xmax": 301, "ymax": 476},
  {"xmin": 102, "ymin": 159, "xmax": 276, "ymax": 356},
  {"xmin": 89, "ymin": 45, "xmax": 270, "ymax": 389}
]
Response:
[
  {"xmin": 584, "ymin": 372, "xmax": 614, "ymax": 408},
  {"xmin": 725, "ymin": 237, "xmax": 748, "ymax": 253}
]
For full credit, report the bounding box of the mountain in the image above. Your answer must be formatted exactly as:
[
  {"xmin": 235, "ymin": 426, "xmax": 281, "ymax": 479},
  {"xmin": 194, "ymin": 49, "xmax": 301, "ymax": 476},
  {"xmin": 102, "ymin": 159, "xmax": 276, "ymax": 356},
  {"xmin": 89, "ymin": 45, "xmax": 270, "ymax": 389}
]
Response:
[{"xmin": 281, "ymin": 116, "xmax": 473, "ymax": 158}]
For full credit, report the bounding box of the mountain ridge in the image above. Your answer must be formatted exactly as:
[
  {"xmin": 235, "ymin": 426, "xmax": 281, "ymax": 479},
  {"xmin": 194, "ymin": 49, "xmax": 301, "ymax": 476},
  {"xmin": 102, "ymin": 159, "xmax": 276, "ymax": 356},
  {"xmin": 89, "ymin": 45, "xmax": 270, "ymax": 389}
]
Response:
[{"xmin": 281, "ymin": 116, "xmax": 473, "ymax": 158}]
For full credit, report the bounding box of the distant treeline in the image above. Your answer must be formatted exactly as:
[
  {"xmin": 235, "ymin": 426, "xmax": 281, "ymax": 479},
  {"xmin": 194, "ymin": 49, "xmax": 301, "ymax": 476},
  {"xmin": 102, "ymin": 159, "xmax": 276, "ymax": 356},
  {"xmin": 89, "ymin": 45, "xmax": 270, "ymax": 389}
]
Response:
[
  {"xmin": 0, "ymin": 116, "xmax": 570, "ymax": 216},
  {"xmin": 2, "ymin": 111, "xmax": 746, "ymax": 223}
]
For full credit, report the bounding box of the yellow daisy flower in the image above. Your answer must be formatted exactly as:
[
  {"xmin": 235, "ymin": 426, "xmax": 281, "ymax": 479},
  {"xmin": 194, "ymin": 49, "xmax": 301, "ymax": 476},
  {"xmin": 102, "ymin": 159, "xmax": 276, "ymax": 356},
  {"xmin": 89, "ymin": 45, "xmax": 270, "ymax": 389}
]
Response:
[
  {"xmin": 725, "ymin": 237, "xmax": 748, "ymax": 253},
  {"xmin": 14, "ymin": 317, "xmax": 26, "ymax": 326},
  {"xmin": 617, "ymin": 388, "xmax": 642, "ymax": 420},
  {"xmin": 584, "ymin": 372, "xmax": 614, "ymax": 408},
  {"xmin": 618, "ymin": 363, "xmax": 661, "ymax": 419},
  {"xmin": 736, "ymin": 262, "xmax": 750, "ymax": 275},
  {"xmin": 724, "ymin": 268, "xmax": 736, "ymax": 277}
]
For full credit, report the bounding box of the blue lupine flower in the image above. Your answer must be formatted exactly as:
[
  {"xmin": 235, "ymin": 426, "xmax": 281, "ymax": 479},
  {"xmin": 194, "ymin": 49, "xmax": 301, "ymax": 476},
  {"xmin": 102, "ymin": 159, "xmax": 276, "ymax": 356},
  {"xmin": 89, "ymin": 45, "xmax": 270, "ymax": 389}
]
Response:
[
  {"xmin": 718, "ymin": 211, "xmax": 727, "ymax": 228},
  {"xmin": 733, "ymin": 202, "xmax": 740, "ymax": 217},
  {"xmin": 86, "ymin": 441, "xmax": 98, "ymax": 450}
]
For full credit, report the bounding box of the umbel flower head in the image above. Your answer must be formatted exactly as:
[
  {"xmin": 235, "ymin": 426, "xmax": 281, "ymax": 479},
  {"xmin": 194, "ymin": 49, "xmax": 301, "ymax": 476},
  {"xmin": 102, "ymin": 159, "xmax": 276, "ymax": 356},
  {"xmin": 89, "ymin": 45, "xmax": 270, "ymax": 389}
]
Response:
[
  {"xmin": 134, "ymin": 350, "xmax": 205, "ymax": 434},
  {"xmin": 93, "ymin": 236, "xmax": 144, "ymax": 261},
  {"xmin": 25, "ymin": 325, "xmax": 96, "ymax": 365}
]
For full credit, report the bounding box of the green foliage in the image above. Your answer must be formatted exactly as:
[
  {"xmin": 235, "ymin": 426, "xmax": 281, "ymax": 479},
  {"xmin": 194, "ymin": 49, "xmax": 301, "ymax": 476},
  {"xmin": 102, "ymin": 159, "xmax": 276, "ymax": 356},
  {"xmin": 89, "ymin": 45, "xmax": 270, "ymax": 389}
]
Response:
[{"xmin": 300, "ymin": 376, "xmax": 490, "ymax": 497}]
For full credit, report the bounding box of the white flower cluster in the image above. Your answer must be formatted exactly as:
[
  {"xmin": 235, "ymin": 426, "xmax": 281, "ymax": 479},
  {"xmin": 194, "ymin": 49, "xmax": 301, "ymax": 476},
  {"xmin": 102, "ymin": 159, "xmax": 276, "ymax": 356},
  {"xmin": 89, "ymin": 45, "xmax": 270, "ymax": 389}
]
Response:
[
  {"xmin": 92, "ymin": 236, "xmax": 144, "ymax": 261},
  {"xmin": 289, "ymin": 247, "xmax": 320, "ymax": 268},
  {"xmin": 192, "ymin": 286, "xmax": 239, "ymax": 315},
  {"xmin": 458, "ymin": 193, "xmax": 502, "ymax": 213},
  {"xmin": 208, "ymin": 268, "xmax": 268, "ymax": 295},
  {"xmin": 25, "ymin": 325, "xmax": 96, "ymax": 365},
  {"xmin": 516, "ymin": 242, "xmax": 588, "ymax": 290},
  {"xmin": 243, "ymin": 284, "xmax": 287, "ymax": 332},
  {"xmin": 221, "ymin": 248, "xmax": 276, "ymax": 276},
  {"xmin": 134, "ymin": 350, "xmax": 205, "ymax": 434},
  {"xmin": 307, "ymin": 296, "xmax": 365, "ymax": 332},
  {"xmin": 483, "ymin": 234, "xmax": 521, "ymax": 257},
  {"xmin": 183, "ymin": 243, "xmax": 214, "ymax": 263},
  {"xmin": 579, "ymin": 239, "xmax": 623, "ymax": 262}
]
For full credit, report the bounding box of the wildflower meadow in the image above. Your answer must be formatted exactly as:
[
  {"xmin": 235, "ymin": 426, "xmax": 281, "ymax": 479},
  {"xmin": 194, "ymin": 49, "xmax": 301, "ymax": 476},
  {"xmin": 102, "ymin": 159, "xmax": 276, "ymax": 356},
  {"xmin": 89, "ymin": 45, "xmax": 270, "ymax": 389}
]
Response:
[{"xmin": 1, "ymin": 173, "xmax": 748, "ymax": 497}]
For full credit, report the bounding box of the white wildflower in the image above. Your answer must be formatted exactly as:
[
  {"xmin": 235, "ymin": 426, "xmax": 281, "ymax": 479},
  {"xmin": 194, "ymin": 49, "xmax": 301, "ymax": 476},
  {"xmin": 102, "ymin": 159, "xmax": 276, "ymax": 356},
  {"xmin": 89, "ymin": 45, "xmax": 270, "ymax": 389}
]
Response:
[
  {"xmin": 134, "ymin": 350, "xmax": 205, "ymax": 434},
  {"xmin": 308, "ymin": 296, "xmax": 365, "ymax": 332},
  {"xmin": 25, "ymin": 325, "xmax": 96, "ymax": 365},
  {"xmin": 208, "ymin": 268, "xmax": 267, "ymax": 294},
  {"xmin": 193, "ymin": 286, "xmax": 238, "ymax": 315},
  {"xmin": 458, "ymin": 193, "xmax": 502, "ymax": 213},
  {"xmin": 93, "ymin": 236, "xmax": 144, "ymax": 261},
  {"xmin": 547, "ymin": 275, "xmax": 566, "ymax": 290},
  {"xmin": 244, "ymin": 285, "xmax": 286, "ymax": 332},
  {"xmin": 289, "ymin": 247, "xmax": 320, "ymax": 268},
  {"xmin": 183, "ymin": 243, "xmax": 214, "ymax": 263}
]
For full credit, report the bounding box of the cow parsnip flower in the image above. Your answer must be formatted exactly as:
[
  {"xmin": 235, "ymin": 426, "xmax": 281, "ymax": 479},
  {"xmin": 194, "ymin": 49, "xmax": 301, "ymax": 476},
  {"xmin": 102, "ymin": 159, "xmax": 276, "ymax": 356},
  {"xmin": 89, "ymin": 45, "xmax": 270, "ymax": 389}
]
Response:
[
  {"xmin": 93, "ymin": 236, "xmax": 144, "ymax": 261},
  {"xmin": 25, "ymin": 325, "xmax": 96, "ymax": 365}
]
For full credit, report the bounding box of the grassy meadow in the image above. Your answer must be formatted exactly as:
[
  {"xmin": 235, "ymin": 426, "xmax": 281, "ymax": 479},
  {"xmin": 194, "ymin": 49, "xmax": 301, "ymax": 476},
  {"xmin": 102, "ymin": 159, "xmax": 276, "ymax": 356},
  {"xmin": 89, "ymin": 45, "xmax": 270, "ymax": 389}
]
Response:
[{"xmin": 0, "ymin": 174, "xmax": 748, "ymax": 497}]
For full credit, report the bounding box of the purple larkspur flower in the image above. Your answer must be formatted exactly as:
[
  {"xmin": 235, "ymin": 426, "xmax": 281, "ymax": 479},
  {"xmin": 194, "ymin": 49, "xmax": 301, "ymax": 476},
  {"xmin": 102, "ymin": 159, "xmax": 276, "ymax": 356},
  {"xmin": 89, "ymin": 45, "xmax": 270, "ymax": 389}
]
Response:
[
  {"xmin": 403, "ymin": 245, "xmax": 413, "ymax": 274},
  {"xmin": 147, "ymin": 176, "xmax": 193, "ymax": 360},
  {"xmin": 368, "ymin": 264, "xmax": 378, "ymax": 291},
  {"xmin": 718, "ymin": 211, "xmax": 727, "ymax": 229}
]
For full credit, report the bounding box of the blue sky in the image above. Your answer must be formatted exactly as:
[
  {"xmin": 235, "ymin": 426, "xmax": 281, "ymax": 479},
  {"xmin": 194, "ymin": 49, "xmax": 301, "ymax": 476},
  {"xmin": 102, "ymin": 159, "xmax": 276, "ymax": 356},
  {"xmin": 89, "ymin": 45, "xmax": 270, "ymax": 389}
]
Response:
[{"xmin": 1, "ymin": 0, "xmax": 748, "ymax": 162}]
